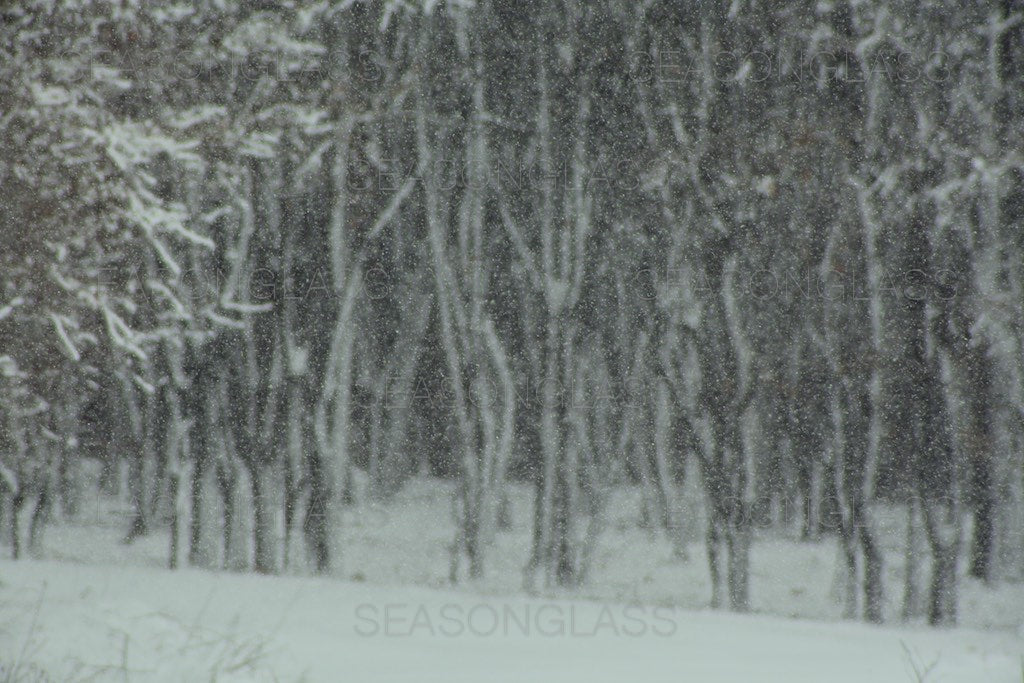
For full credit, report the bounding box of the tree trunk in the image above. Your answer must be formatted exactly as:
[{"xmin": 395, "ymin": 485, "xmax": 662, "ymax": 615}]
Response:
[
  {"xmin": 124, "ymin": 403, "xmax": 154, "ymax": 543},
  {"xmin": 706, "ymin": 509, "xmax": 725, "ymax": 609},
  {"xmin": 27, "ymin": 438, "xmax": 55, "ymax": 559},
  {"xmin": 187, "ymin": 365, "xmax": 219, "ymax": 568},
  {"xmin": 860, "ymin": 520, "xmax": 883, "ymax": 624},
  {"xmin": 552, "ymin": 472, "xmax": 577, "ymax": 587},
  {"xmin": 57, "ymin": 435, "xmax": 81, "ymax": 519},
  {"xmin": 995, "ymin": 426, "xmax": 1024, "ymax": 580},
  {"xmin": 0, "ymin": 486, "xmax": 14, "ymax": 551},
  {"xmin": 654, "ymin": 382, "xmax": 688, "ymax": 559},
  {"xmin": 219, "ymin": 457, "xmax": 252, "ymax": 572},
  {"xmin": 10, "ymin": 490, "xmax": 25, "ymax": 560},
  {"xmin": 838, "ymin": 526, "xmax": 859, "ymax": 620},
  {"xmin": 283, "ymin": 380, "xmax": 311, "ymax": 571},
  {"xmin": 923, "ymin": 501, "xmax": 961, "ymax": 627},
  {"xmin": 250, "ymin": 457, "xmax": 282, "ymax": 574},
  {"xmin": 169, "ymin": 460, "xmax": 193, "ymax": 570},
  {"xmin": 928, "ymin": 544, "xmax": 958, "ymax": 627},
  {"xmin": 805, "ymin": 461, "xmax": 824, "ymax": 541},
  {"xmin": 27, "ymin": 486, "xmax": 50, "ymax": 558},
  {"xmin": 902, "ymin": 496, "xmax": 925, "ymax": 621},
  {"xmin": 726, "ymin": 517, "xmax": 751, "ymax": 612},
  {"xmin": 377, "ymin": 294, "xmax": 431, "ymax": 498},
  {"xmin": 189, "ymin": 444, "xmax": 220, "ymax": 568},
  {"xmin": 367, "ymin": 380, "xmax": 384, "ymax": 500},
  {"xmin": 968, "ymin": 475, "xmax": 995, "ymax": 582}
]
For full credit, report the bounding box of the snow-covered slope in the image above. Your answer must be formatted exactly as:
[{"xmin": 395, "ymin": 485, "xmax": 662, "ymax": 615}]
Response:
[{"xmin": 1, "ymin": 559, "xmax": 1021, "ymax": 682}]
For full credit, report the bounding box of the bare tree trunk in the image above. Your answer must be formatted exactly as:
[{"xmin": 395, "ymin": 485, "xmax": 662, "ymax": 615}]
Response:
[
  {"xmin": 994, "ymin": 419, "xmax": 1024, "ymax": 580},
  {"xmin": 725, "ymin": 429, "xmax": 753, "ymax": 613},
  {"xmin": 220, "ymin": 457, "xmax": 252, "ymax": 572},
  {"xmin": 56, "ymin": 397, "xmax": 81, "ymax": 519},
  {"xmin": 653, "ymin": 381, "xmax": 688, "ymax": 559},
  {"xmin": 969, "ymin": 456, "xmax": 996, "ymax": 582},
  {"xmin": 806, "ymin": 461, "xmax": 825, "ymax": 541},
  {"xmin": 310, "ymin": 268, "xmax": 361, "ymax": 574},
  {"xmin": 963, "ymin": 343, "xmax": 996, "ymax": 583},
  {"xmin": 27, "ymin": 478, "xmax": 51, "ymax": 558},
  {"xmin": 706, "ymin": 502, "xmax": 725, "ymax": 610},
  {"xmin": 121, "ymin": 369, "xmax": 153, "ymax": 544},
  {"xmin": 169, "ymin": 458, "xmax": 193, "ymax": 570},
  {"xmin": 282, "ymin": 378, "xmax": 310, "ymax": 571},
  {"xmin": 923, "ymin": 500, "xmax": 962, "ymax": 627},
  {"xmin": 188, "ymin": 371, "xmax": 220, "ymax": 568},
  {"xmin": 218, "ymin": 402, "xmax": 252, "ymax": 572},
  {"xmin": 0, "ymin": 487, "xmax": 13, "ymax": 553},
  {"xmin": 838, "ymin": 530, "xmax": 859, "ymax": 620},
  {"xmin": 725, "ymin": 517, "xmax": 751, "ymax": 612},
  {"xmin": 250, "ymin": 456, "xmax": 283, "ymax": 574},
  {"xmin": 860, "ymin": 511, "xmax": 883, "ymax": 623},
  {"xmin": 366, "ymin": 377, "xmax": 384, "ymax": 500},
  {"xmin": 902, "ymin": 495, "xmax": 925, "ymax": 621},
  {"xmin": 10, "ymin": 489, "xmax": 25, "ymax": 560}
]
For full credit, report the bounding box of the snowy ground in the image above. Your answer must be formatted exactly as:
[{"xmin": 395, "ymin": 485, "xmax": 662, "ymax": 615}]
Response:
[
  {"xmin": 35, "ymin": 476, "xmax": 1024, "ymax": 630},
  {"xmin": 2, "ymin": 558, "xmax": 1023, "ymax": 682},
  {"xmin": 3, "ymin": 475, "xmax": 1023, "ymax": 681}
]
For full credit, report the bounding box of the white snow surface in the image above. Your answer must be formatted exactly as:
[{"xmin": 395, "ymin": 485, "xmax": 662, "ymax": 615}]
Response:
[{"xmin": 1, "ymin": 558, "xmax": 1022, "ymax": 683}]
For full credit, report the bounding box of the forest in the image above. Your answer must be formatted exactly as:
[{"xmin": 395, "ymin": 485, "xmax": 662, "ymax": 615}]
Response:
[{"xmin": 1, "ymin": 0, "xmax": 1023, "ymax": 634}]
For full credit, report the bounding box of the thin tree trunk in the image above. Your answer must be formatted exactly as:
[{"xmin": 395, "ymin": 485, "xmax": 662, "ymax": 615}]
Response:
[
  {"xmin": 654, "ymin": 381, "xmax": 688, "ymax": 559},
  {"xmin": 860, "ymin": 515, "xmax": 883, "ymax": 623},
  {"xmin": 219, "ymin": 452, "xmax": 252, "ymax": 572},
  {"xmin": 188, "ymin": 393, "xmax": 220, "ymax": 568},
  {"xmin": 902, "ymin": 495, "xmax": 925, "ymax": 621},
  {"xmin": 250, "ymin": 457, "xmax": 282, "ymax": 574},
  {"xmin": 726, "ymin": 519, "xmax": 751, "ymax": 612},
  {"xmin": 706, "ymin": 505, "xmax": 725, "ymax": 610},
  {"xmin": 726, "ymin": 433, "xmax": 753, "ymax": 612},
  {"xmin": 10, "ymin": 490, "xmax": 25, "ymax": 560},
  {"xmin": 27, "ymin": 485, "xmax": 50, "ymax": 558},
  {"xmin": 169, "ymin": 458, "xmax": 193, "ymax": 570},
  {"xmin": 123, "ymin": 373, "xmax": 153, "ymax": 543},
  {"xmin": 922, "ymin": 500, "xmax": 962, "ymax": 627}
]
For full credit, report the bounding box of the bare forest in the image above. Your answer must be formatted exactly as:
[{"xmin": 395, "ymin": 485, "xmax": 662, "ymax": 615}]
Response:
[{"xmin": 2, "ymin": 4, "xmax": 1024, "ymax": 678}]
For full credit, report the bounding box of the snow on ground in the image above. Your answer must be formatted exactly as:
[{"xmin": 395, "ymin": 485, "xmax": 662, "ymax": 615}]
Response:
[
  {"xmin": 38, "ymin": 476, "xmax": 1024, "ymax": 631},
  {"xmin": 1, "ymin": 558, "xmax": 1022, "ymax": 683},
  {"xmin": 5, "ymin": 474, "xmax": 1023, "ymax": 680}
]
